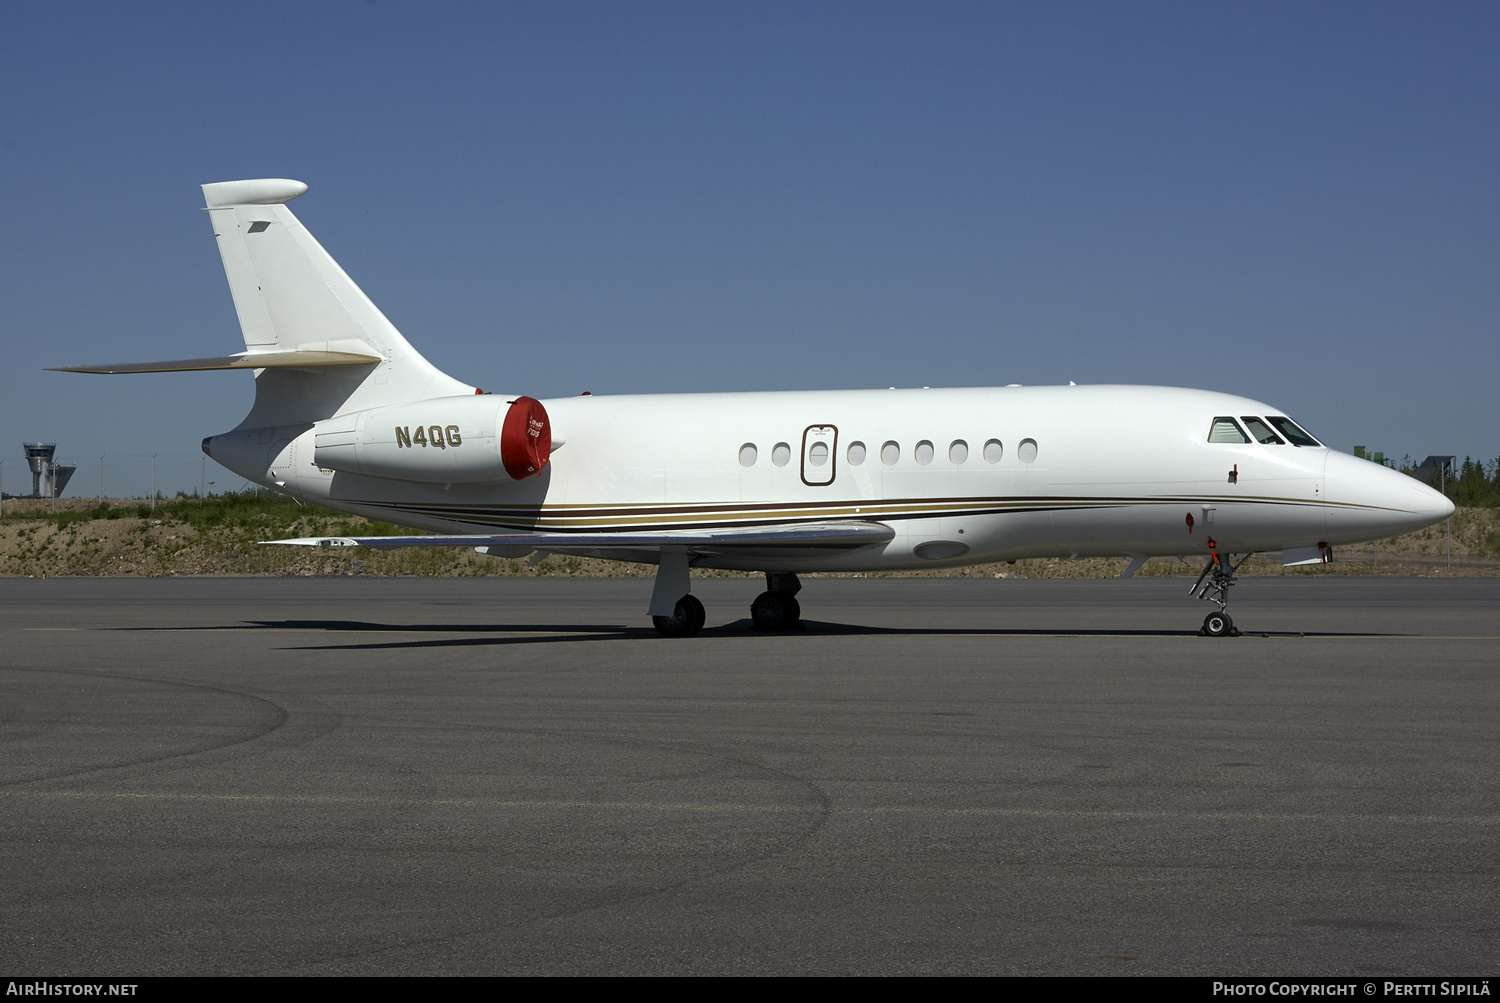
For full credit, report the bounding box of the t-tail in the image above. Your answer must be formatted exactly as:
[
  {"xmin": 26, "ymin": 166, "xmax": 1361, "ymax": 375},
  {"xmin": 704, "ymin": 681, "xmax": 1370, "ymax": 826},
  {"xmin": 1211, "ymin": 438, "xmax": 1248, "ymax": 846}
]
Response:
[
  {"xmin": 200, "ymin": 178, "xmax": 474, "ymax": 427},
  {"xmin": 52, "ymin": 179, "xmax": 553, "ymax": 491}
]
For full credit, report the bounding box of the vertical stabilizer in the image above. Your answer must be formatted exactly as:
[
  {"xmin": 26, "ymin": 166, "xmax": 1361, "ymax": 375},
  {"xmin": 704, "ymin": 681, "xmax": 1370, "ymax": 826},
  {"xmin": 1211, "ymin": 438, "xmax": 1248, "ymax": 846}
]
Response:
[{"xmin": 202, "ymin": 179, "xmax": 471, "ymax": 426}]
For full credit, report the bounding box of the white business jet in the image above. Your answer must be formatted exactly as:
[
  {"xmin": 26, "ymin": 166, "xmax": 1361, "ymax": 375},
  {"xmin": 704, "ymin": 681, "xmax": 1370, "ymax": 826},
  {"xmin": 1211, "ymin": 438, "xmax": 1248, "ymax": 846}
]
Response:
[{"xmin": 56, "ymin": 179, "xmax": 1454, "ymax": 637}]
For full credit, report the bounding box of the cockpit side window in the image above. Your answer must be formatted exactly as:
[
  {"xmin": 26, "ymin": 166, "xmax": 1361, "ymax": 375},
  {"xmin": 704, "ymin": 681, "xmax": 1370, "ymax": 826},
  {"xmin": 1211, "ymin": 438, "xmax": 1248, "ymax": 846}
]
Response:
[
  {"xmin": 1266, "ymin": 416, "xmax": 1321, "ymax": 447},
  {"xmin": 1241, "ymin": 417, "xmax": 1285, "ymax": 445},
  {"xmin": 1207, "ymin": 417, "xmax": 1250, "ymax": 443}
]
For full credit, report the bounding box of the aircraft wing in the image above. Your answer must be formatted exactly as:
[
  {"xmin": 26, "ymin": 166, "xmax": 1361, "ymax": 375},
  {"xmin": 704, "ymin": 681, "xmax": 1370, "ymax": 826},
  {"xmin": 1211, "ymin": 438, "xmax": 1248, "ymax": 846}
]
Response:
[{"xmin": 264, "ymin": 520, "xmax": 896, "ymax": 560}]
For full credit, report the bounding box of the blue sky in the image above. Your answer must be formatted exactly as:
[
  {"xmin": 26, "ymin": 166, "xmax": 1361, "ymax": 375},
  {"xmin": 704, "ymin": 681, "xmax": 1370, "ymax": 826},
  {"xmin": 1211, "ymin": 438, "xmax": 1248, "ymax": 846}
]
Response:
[{"xmin": 2, "ymin": 1, "xmax": 1496, "ymax": 496}]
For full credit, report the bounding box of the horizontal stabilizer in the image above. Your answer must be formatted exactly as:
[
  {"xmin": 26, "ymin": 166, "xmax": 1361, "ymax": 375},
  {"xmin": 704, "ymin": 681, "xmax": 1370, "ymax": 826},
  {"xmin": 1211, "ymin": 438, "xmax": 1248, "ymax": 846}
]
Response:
[
  {"xmin": 51, "ymin": 345, "xmax": 384, "ymax": 374},
  {"xmin": 264, "ymin": 521, "xmax": 896, "ymax": 557},
  {"xmin": 57, "ymin": 179, "xmax": 471, "ymax": 425}
]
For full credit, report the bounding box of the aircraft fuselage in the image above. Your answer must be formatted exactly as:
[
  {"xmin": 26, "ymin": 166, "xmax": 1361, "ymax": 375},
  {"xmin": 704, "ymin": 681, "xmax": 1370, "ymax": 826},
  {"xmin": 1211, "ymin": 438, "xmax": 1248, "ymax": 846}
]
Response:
[{"xmin": 206, "ymin": 383, "xmax": 1449, "ymax": 572}]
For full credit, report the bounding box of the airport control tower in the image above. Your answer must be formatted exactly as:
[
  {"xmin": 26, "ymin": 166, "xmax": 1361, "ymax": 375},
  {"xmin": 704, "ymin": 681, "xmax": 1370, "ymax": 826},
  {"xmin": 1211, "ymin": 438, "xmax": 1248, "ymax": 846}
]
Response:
[{"xmin": 23, "ymin": 443, "xmax": 76, "ymax": 498}]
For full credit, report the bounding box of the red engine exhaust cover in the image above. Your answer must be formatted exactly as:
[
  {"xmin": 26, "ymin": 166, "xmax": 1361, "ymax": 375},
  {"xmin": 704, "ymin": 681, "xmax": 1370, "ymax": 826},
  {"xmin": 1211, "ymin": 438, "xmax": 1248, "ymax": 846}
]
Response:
[{"xmin": 500, "ymin": 396, "xmax": 551, "ymax": 479}]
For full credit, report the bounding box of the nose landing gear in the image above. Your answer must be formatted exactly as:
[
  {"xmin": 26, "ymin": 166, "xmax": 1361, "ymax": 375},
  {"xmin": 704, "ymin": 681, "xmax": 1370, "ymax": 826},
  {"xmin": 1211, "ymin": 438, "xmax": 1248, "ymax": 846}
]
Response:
[{"xmin": 1191, "ymin": 538, "xmax": 1251, "ymax": 637}]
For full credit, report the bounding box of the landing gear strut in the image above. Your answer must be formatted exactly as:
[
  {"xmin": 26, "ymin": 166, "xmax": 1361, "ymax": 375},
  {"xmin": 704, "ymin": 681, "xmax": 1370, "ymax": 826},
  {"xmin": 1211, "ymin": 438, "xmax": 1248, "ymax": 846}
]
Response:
[
  {"xmin": 751, "ymin": 572, "xmax": 803, "ymax": 631},
  {"xmin": 1191, "ymin": 538, "xmax": 1252, "ymax": 637},
  {"xmin": 649, "ymin": 551, "xmax": 705, "ymax": 637}
]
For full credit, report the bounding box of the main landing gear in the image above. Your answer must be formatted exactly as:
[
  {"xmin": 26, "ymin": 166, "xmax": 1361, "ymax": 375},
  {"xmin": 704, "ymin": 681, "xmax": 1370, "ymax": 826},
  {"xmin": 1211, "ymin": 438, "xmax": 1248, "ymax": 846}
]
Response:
[
  {"xmin": 750, "ymin": 572, "xmax": 802, "ymax": 631},
  {"xmin": 650, "ymin": 570, "xmax": 805, "ymax": 638},
  {"xmin": 1191, "ymin": 538, "xmax": 1253, "ymax": 637},
  {"xmin": 652, "ymin": 594, "xmax": 706, "ymax": 638},
  {"xmin": 650, "ymin": 551, "xmax": 705, "ymax": 638}
]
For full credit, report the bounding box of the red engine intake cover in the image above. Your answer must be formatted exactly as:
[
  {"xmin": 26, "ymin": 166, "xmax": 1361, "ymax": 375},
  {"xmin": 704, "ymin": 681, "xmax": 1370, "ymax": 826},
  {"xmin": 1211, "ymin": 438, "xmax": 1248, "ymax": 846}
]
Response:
[{"xmin": 500, "ymin": 396, "xmax": 551, "ymax": 480}]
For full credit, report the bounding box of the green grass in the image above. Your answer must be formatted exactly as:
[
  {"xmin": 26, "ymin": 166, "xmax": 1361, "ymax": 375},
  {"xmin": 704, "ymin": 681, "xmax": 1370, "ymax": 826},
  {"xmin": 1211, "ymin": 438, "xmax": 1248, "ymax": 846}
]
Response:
[{"xmin": 1484, "ymin": 529, "xmax": 1500, "ymax": 557}]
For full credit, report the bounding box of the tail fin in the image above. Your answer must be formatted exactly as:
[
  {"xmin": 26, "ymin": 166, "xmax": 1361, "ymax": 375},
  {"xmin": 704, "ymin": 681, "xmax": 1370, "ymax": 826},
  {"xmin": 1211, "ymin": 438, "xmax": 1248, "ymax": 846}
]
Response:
[{"xmin": 202, "ymin": 179, "xmax": 471, "ymax": 426}]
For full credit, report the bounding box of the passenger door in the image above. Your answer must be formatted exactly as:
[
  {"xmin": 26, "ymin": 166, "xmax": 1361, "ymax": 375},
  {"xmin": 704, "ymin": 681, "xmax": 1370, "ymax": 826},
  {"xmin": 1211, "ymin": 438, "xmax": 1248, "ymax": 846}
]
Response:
[{"xmin": 801, "ymin": 424, "xmax": 838, "ymax": 487}]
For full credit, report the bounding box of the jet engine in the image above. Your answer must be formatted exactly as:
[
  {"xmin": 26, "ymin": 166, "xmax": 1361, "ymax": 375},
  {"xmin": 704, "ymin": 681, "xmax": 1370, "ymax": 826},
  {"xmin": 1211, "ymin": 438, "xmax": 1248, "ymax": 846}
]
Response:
[{"xmin": 312, "ymin": 395, "xmax": 551, "ymax": 483}]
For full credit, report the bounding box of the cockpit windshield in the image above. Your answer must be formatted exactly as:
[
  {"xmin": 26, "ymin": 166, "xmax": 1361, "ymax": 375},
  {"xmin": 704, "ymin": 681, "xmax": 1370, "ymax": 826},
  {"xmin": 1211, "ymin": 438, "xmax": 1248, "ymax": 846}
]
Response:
[
  {"xmin": 1265, "ymin": 416, "xmax": 1321, "ymax": 447},
  {"xmin": 1207, "ymin": 417, "xmax": 1250, "ymax": 443},
  {"xmin": 1241, "ymin": 417, "xmax": 1285, "ymax": 445}
]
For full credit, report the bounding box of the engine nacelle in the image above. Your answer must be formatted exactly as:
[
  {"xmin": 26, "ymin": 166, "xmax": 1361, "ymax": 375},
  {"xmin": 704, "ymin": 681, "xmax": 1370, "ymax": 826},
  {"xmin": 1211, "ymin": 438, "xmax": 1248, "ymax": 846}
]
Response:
[{"xmin": 312, "ymin": 395, "xmax": 551, "ymax": 483}]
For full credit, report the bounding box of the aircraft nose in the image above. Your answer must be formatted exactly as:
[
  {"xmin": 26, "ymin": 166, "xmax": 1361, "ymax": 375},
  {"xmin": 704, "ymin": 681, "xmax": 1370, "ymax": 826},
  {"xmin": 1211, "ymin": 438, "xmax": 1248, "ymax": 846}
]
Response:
[
  {"xmin": 1324, "ymin": 450, "xmax": 1454, "ymax": 540},
  {"xmin": 1416, "ymin": 479, "xmax": 1456, "ymax": 521}
]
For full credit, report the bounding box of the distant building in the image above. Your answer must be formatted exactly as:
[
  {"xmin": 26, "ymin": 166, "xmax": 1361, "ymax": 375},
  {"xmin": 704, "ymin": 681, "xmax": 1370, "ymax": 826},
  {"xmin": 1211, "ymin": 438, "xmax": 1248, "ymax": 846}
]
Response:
[
  {"xmin": 1352, "ymin": 446, "xmax": 1392, "ymax": 467},
  {"xmin": 1414, "ymin": 455, "xmax": 1456, "ymax": 483},
  {"xmin": 21, "ymin": 443, "xmax": 76, "ymax": 498}
]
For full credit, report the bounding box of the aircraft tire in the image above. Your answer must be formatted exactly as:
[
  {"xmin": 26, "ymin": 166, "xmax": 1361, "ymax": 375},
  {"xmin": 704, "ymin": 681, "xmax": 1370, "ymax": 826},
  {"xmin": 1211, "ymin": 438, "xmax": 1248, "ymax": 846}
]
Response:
[
  {"xmin": 1202, "ymin": 611, "xmax": 1233, "ymax": 637},
  {"xmin": 750, "ymin": 591, "xmax": 802, "ymax": 630},
  {"xmin": 654, "ymin": 594, "xmax": 706, "ymax": 638}
]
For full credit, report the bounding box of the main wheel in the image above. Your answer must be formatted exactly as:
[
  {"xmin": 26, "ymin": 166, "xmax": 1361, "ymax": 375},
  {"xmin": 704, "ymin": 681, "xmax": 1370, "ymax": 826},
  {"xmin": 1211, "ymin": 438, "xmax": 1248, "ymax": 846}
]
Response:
[
  {"xmin": 1202, "ymin": 611, "xmax": 1233, "ymax": 637},
  {"xmin": 750, "ymin": 590, "xmax": 802, "ymax": 630},
  {"xmin": 653, "ymin": 594, "xmax": 706, "ymax": 637}
]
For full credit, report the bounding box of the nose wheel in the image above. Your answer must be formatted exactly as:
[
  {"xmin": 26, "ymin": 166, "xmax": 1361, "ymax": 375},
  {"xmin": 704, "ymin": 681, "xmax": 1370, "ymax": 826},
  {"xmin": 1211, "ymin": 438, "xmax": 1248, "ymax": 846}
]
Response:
[
  {"xmin": 1202, "ymin": 610, "xmax": 1235, "ymax": 637},
  {"xmin": 1192, "ymin": 538, "xmax": 1250, "ymax": 637}
]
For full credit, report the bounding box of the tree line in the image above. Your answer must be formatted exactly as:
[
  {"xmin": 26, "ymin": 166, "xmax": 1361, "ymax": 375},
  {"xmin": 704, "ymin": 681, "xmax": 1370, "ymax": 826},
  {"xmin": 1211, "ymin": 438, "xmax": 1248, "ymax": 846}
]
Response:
[{"xmin": 1405, "ymin": 456, "xmax": 1500, "ymax": 507}]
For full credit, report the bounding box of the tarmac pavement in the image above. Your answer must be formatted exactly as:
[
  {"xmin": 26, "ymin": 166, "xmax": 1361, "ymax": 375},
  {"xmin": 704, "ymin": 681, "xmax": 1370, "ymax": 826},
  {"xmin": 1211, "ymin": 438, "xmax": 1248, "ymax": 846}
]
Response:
[{"xmin": 1, "ymin": 576, "xmax": 1496, "ymax": 975}]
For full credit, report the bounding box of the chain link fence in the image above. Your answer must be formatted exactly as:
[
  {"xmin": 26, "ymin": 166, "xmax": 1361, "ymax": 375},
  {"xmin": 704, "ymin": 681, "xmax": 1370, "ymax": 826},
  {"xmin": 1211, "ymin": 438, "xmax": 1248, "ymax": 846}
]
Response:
[{"xmin": 1, "ymin": 453, "xmax": 248, "ymax": 506}]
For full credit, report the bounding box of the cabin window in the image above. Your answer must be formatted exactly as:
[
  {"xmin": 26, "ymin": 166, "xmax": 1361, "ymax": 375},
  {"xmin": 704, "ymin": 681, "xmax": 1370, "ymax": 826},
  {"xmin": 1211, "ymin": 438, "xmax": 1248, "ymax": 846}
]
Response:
[
  {"xmin": 738, "ymin": 443, "xmax": 758, "ymax": 467},
  {"xmin": 881, "ymin": 441, "xmax": 900, "ymax": 465},
  {"xmin": 1267, "ymin": 416, "xmax": 1321, "ymax": 447},
  {"xmin": 983, "ymin": 439, "xmax": 1003, "ymax": 463},
  {"xmin": 914, "ymin": 440, "xmax": 934, "ymax": 464},
  {"xmin": 772, "ymin": 442, "xmax": 791, "ymax": 466},
  {"xmin": 949, "ymin": 440, "xmax": 968, "ymax": 463},
  {"xmin": 809, "ymin": 442, "xmax": 829, "ymax": 466},
  {"xmin": 1207, "ymin": 417, "xmax": 1250, "ymax": 444},
  {"xmin": 1018, "ymin": 438, "xmax": 1038, "ymax": 463},
  {"xmin": 1241, "ymin": 417, "xmax": 1285, "ymax": 445},
  {"xmin": 847, "ymin": 441, "xmax": 866, "ymax": 465}
]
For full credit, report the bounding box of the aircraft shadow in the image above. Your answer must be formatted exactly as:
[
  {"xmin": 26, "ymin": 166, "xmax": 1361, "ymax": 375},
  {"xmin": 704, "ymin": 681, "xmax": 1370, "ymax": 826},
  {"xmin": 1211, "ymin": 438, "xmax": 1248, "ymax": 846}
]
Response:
[{"xmin": 112, "ymin": 618, "xmax": 1403, "ymax": 651}]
